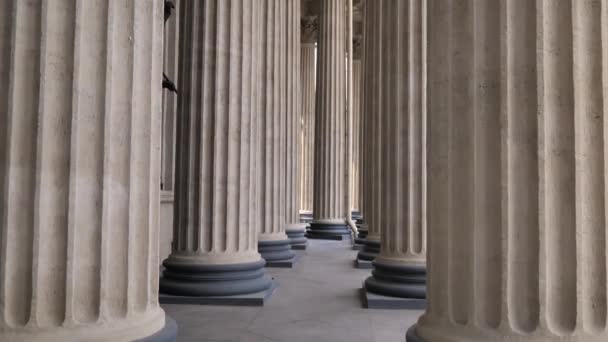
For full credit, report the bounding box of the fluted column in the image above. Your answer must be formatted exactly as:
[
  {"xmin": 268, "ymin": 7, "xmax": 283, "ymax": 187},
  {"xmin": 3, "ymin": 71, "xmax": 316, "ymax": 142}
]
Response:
[
  {"xmin": 408, "ymin": 1, "xmax": 608, "ymax": 341},
  {"xmin": 307, "ymin": 0, "xmax": 351, "ymax": 240},
  {"xmin": 284, "ymin": 1, "xmax": 308, "ymax": 250},
  {"xmin": 256, "ymin": 0, "xmax": 297, "ymax": 263},
  {"xmin": 299, "ymin": 16, "xmax": 317, "ymax": 224},
  {"xmin": 357, "ymin": 0, "xmax": 383, "ymax": 261},
  {"xmin": 363, "ymin": 0, "xmax": 426, "ymax": 300},
  {"xmin": 350, "ymin": 56, "xmax": 362, "ymax": 219},
  {"xmin": 0, "ymin": 1, "xmax": 174, "ymax": 341},
  {"xmin": 160, "ymin": 0, "xmax": 272, "ymax": 298}
]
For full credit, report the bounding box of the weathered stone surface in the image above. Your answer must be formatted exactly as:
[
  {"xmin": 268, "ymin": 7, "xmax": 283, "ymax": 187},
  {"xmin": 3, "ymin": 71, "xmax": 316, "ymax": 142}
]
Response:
[{"xmin": 0, "ymin": 1, "xmax": 169, "ymax": 340}]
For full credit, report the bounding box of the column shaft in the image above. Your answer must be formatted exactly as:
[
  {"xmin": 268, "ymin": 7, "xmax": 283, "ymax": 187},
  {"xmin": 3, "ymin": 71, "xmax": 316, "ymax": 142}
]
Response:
[
  {"xmin": 357, "ymin": 0, "xmax": 384, "ymax": 260},
  {"xmin": 351, "ymin": 59, "xmax": 362, "ymax": 216},
  {"xmin": 409, "ymin": 1, "xmax": 608, "ymax": 341},
  {"xmin": 257, "ymin": 0, "xmax": 296, "ymax": 262},
  {"xmin": 160, "ymin": 0, "xmax": 272, "ymax": 297},
  {"xmin": 308, "ymin": 0, "xmax": 351, "ymax": 240},
  {"xmin": 285, "ymin": 1, "xmax": 308, "ymax": 250},
  {"xmin": 364, "ymin": 0, "xmax": 427, "ymax": 299},
  {"xmin": 299, "ymin": 39, "xmax": 316, "ymax": 223},
  {"xmin": 0, "ymin": 1, "xmax": 171, "ymax": 341}
]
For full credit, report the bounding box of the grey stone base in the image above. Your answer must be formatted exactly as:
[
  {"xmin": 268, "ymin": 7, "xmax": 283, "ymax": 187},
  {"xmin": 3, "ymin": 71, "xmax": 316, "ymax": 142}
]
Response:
[
  {"xmin": 306, "ymin": 222, "xmax": 352, "ymax": 241},
  {"xmin": 406, "ymin": 325, "xmax": 424, "ymax": 342},
  {"xmin": 307, "ymin": 233, "xmax": 351, "ymax": 241},
  {"xmin": 259, "ymin": 239, "xmax": 296, "ymax": 263},
  {"xmin": 352, "ymin": 244, "xmax": 364, "ymax": 251},
  {"xmin": 265, "ymin": 254, "xmax": 301, "ymax": 268},
  {"xmin": 291, "ymin": 243, "xmax": 307, "ymax": 250},
  {"xmin": 354, "ymin": 258, "xmax": 373, "ymax": 269},
  {"xmin": 159, "ymin": 281, "xmax": 278, "ymax": 307},
  {"xmin": 361, "ymin": 286, "xmax": 427, "ymax": 310},
  {"xmin": 136, "ymin": 316, "xmax": 178, "ymax": 342}
]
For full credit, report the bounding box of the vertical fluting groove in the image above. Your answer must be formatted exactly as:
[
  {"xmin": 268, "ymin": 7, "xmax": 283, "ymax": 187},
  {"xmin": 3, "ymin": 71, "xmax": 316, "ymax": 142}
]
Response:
[
  {"xmin": 472, "ymin": 0, "xmax": 502, "ymax": 329},
  {"xmin": 126, "ymin": 0, "xmax": 139, "ymax": 314},
  {"xmin": 573, "ymin": 0, "xmax": 606, "ymax": 332},
  {"xmin": 447, "ymin": 0, "xmax": 474, "ymax": 326},
  {"xmin": 540, "ymin": 0, "xmax": 576, "ymax": 332},
  {"xmin": 99, "ymin": 0, "xmax": 114, "ymax": 319},
  {"xmin": 0, "ymin": 0, "xmax": 13, "ymax": 326},
  {"xmin": 1, "ymin": 0, "xmax": 42, "ymax": 326},
  {"xmin": 504, "ymin": 0, "xmax": 540, "ymax": 333}
]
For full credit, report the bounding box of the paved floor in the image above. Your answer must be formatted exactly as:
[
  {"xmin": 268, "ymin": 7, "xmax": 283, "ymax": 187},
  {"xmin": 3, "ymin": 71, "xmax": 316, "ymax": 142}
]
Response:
[{"xmin": 162, "ymin": 240, "xmax": 423, "ymax": 342}]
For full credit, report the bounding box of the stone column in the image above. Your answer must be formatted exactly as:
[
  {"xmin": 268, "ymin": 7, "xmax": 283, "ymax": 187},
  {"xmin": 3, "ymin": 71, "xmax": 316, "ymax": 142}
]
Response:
[
  {"xmin": 307, "ymin": 0, "xmax": 351, "ymax": 240},
  {"xmin": 363, "ymin": 0, "xmax": 426, "ymax": 300},
  {"xmin": 0, "ymin": 1, "xmax": 175, "ymax": 341},
  {"xmin": 408, "ymin": 1, "xmax": 608, "ymax": 341},
  {"xmin": 284, "ymin": 1, "xmax": 308, "ymax": 250},
  {"xmin": 356, "ymin": 0, "xmax": 383, "ymax": 264},
  {"xmin": 350, "ymin": 53, "xmax": 362, "ymax": 220},
  {"xmin": 160, "ymin": 0, "xmax": 273, "ymax": 298},
  {"xmin": 298, "ymin": 16, "xmax": 317, "ymax": 224},
  {"xmin": 257, "ymin": 0, "xmax": 296, "ymax": 264}
]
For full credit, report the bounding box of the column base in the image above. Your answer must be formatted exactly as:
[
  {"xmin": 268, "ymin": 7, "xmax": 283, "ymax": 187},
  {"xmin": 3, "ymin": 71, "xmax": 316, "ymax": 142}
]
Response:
[
  {"xmin": 354, "ymin": 258, "xmax": 373, "ymax": 269},
  {"xmin": 364, "ymin": 260, "xmax": 426, "ymax": 299},
  {"xmin": 351, "ymin": 210, "xmax": 362, "ymax": 221},
  {"xmin": 160, "ymin": 280, "xmax": 278, "ymax": 307},
  {"xmin": 406, "ymin": 325, "xmax": 424, "ymax": 342},
  {"xmin": 136, "ymin": 316, "xmax": 178, "ymax": 342},
  {"xmin": 360, "ymin": 285, "xmax": 426, "ymax": 310},
  {"xmin": 286, "ymin": 226, "xmax": 308, "ymax": 250},
  {"xmin": 258, "ymin": 239, "xmax": 296, "ymax": 264},
  {"xmin": 356, "ymin": 239, "xmax": 380, "ymax": 261},
  {"xmin": 299, "ymin": 212, "xmax": 313, "ymax": 223},
  {"xmin": 306, "ymin": 222, "xmax": 352, "ymax": 240},
  {"xmin": 160, "ymin": 259, "xmax": 273, "ymax": 297},
  {"xmin": 354, "ymin": 226, "xmax": 368, "ymax": 245}
]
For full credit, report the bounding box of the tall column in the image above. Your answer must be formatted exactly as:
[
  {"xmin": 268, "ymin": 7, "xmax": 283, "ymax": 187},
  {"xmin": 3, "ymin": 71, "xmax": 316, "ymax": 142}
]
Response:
[
  {"xmin": 257, "ymin": 0, "xmax": 296, "ymax": 264},
  {"xmin": 356, "ymin": 0, "xmax": 383, "ymax": 263},
  {"xmin": 160, "ymin": 0, "xmax": 273, "ymax": 298},
  {"xmin": 0, "ymin": 1, "xmax": 175, "ymax": 341},
  {"xmin": 298, "ymin": 16, "xmax": 317, "ymax": 224},
  {"xmin": 350, "ymin": 44, "xmax": 362, "ymax": 220},
  {"xmin": 307, "ymin": 0, "xmax": 351, "ymax": 240},
  {"xmin": 408, "ymin": 1, "xmax": 608, "ymax": 341},
  {"xmin": 363, "ymin": 0, "xmax": 426, "ymax": 300},
  {"xmin": 285, "ymin": 1, "xmax": 308, "ymax": 250}
]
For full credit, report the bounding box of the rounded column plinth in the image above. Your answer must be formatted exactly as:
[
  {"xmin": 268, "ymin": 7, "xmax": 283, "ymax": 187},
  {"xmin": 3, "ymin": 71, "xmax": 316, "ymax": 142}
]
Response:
[
  {"xmin": 300, "ymin": 212, "xmax": 313, "ymax": 223},
  {"xmin": 258, "ymin": 239, "xmax": 296, "ymax": 262},
  {"xmin": 286, "ymin": 225, "xmax": 308, "ymax": 248},
  {"xmin": 357, "ymin": 239, "xmax": 380, "ymax": 261},
  {"xmin": 307, "ymin": 222, "xmax": 352, "ymax": 240},
  {"xmin": 351, "ymin": 211, "xmax": 362, "ymax": 221},
  {"xmin": 354, "ymin": 225, "xmax": 368, "ymax": 245},
  {"xmin": 364, "ymin": 259, "xmax": 426, "ymax": 298},
  {"xmin": 160, "ymin": 259, "xmax": 272, "ymax": 297}
]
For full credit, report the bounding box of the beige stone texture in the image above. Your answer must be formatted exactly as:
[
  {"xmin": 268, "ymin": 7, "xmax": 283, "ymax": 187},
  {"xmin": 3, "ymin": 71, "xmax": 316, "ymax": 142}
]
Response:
[
  {"xmin": 375, "ymin": 0, "xmax": 426, "ymax": 265},
  {"xmin": 359, "ymin": 0, "xmax": 383, "ymax": 242},
  {"xmin": 313, "ymin": 0, "xmax": 347, "ymax": 223},
  {"xmin": 0, "ymin": 1, "xmax": 166, "ymax": 341},
  {"xmin": 415, "ymin": 1, "xmax": 608, "ymax": 341},
  {"xmin": 166, "ymin": 0, "xmax": 263, "ymax": 266},
  {"xmin": 299, "ymin": 42, "xmax": 316, "ymax": 215}
]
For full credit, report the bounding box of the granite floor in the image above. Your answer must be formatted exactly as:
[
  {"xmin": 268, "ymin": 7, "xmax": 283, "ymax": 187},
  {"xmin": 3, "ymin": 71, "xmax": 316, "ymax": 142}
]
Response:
[{"xmin": 162, "ymin": 239, "xmax": 423, "ymax": 342}]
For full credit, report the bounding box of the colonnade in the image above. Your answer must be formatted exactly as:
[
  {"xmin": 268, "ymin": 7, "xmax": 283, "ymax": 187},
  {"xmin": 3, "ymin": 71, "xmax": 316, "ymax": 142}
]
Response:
[{"xmin": 2, "ymin": 0, "xmax": 608, "ymax": 341}]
